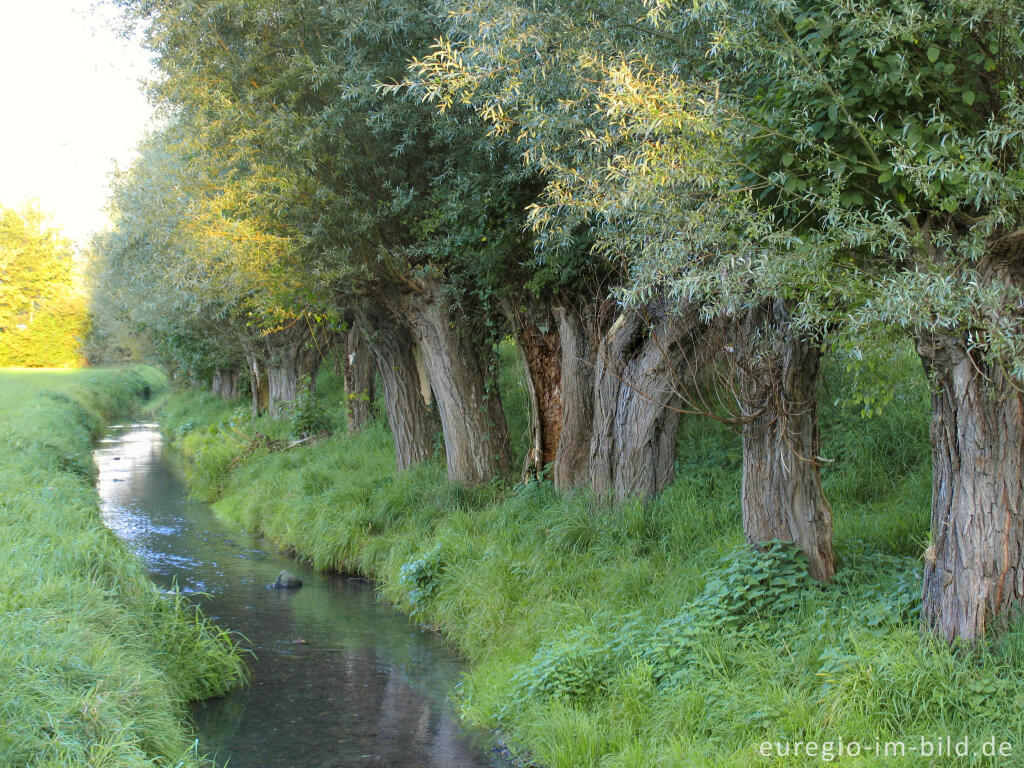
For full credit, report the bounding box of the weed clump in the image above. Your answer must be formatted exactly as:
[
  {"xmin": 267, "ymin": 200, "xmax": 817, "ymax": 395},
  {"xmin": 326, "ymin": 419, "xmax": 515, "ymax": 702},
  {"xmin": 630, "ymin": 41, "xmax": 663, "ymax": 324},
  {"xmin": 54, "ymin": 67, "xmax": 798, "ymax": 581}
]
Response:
[{"xmin": 289, "ymin": 375, "xmax": 334, "ymax": 438}]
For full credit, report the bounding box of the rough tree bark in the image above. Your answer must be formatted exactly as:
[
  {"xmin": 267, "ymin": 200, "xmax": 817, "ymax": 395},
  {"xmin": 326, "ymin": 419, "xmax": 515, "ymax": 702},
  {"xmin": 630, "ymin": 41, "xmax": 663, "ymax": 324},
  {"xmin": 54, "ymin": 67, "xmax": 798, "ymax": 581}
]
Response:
[
  {"xmin": 344, "ymin": 323, "xmax": 376, "ymax": 433},
  {"xmin": 211, "ymin": 368, "xmax": 240, "ymax": 399},
  {"xmin": 392, "ymin": 278, "xmax": 510, "ymax": 486},
  {"xmin": 733, "ymin": 300, "xmax": 834, "ymax": 583},
  {"xmin": 506, "ymin": 303, "xmax": 563, "ymax": 481},
  {"xmin": 589, "ymin": 303, "xmax": 706, "ymax": 501},
  {"xmin": 260, "ymin": 321, "xmax": 332, "ymax": 419},
  {"xmin": 551, "ymin": 304, "xmax": 599, "ymax": 492},
  {"xmin": 358, "ymin": 306, "xmax": 437, "ymax": 470},
  {"xmin": 247, "ymin": 354, "xmax": 270, "ymax": 417},
  {"xmin": 916, "ymin": 247, "xmax": 1024, "ymax": 641}
]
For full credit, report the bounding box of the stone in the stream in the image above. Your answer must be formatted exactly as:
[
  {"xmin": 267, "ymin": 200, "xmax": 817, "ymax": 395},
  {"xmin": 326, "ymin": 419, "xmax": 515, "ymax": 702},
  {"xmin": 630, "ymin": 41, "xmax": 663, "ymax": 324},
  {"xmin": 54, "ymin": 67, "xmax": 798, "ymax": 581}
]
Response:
[{"xmin": 272, "ymin": 570, "xmax": 303, "ymax": 589}]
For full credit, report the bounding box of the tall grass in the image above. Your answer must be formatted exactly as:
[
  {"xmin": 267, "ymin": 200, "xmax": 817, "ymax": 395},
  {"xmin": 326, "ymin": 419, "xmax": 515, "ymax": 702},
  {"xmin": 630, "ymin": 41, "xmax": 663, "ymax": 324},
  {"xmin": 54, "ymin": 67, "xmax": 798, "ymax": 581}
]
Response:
[
  {"xmin": 163, "ymin": 345, "xmax": 1024, "ymax": 767},
  {"xmin": 0, "ymin": 367, "xmax": 246, "ymax": 768}
]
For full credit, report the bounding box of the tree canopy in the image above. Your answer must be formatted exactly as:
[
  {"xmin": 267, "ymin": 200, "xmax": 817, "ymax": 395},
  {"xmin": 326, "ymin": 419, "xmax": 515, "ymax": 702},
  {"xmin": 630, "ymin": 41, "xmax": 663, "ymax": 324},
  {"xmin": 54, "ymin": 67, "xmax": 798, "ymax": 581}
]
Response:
[{"xmin": 0, "ymin": 203, "xmax": 88, "ymax": 367}]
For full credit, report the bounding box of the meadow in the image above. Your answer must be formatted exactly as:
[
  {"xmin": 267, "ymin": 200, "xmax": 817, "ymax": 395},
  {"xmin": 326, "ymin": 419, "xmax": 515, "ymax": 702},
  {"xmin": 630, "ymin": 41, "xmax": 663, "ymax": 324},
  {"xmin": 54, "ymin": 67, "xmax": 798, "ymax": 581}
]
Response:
[
  {"xmin": 0, "ymin": 367, "xmax": 246, "ymax": 768},
  {"xmin": 161, "ymin": 347, "xmax": 1024, "ymax": 767}
]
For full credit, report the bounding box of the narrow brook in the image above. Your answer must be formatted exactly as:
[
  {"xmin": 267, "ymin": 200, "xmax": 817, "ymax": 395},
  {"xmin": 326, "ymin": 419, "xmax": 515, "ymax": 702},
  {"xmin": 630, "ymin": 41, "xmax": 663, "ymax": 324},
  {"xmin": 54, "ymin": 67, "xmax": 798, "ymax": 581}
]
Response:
[{"xmin": 94, "ymin": 422, "xmax": 509, "ymax": 768}]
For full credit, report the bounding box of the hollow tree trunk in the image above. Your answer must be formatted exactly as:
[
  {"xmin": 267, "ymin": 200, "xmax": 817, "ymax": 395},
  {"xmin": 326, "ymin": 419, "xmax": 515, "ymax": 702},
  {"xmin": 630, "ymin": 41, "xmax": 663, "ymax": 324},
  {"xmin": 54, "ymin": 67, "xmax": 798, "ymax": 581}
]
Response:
[
  {"xmin": 358, "ymin": 304, "xmax": 436, "ymax": 470},
  {"xmin": 552, "ymin": 304, "xmax": 598, "ymax": 492},
  {"xmin": 918, "ymin": 325, "xmax": 1024, "ymax": 640},
  {"xmin": 506, "ymin": 304, "xmax": 562, "ymax": 480},
  {"xmin": 344, "ymin": 323, "xmax": 375, "ymax": 433},
  {"xmin": 393, "ymin": 279, "xmax": 510, "ymax": 486},
  {"xmin": 734, "ymin": 300, "xmax": 834, "ymax": 583},
  {"xmin": 589, "ymin": 303, "xmax": 705, "ymax": 501}
]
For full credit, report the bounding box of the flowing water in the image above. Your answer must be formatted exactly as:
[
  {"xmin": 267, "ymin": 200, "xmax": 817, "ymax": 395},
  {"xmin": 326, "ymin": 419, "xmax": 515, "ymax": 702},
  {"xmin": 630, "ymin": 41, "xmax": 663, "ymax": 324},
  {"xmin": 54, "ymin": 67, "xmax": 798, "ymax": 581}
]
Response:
[{"xmin": 94, "ymin": 423, "xmax": 508, "ymax": 768}]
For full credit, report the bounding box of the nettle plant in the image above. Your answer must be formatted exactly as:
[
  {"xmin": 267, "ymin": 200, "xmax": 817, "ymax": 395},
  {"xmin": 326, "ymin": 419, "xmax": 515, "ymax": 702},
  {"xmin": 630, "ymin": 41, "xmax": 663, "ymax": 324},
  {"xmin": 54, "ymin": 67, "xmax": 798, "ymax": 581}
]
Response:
[
  {"xmin": 510, "ymin": 542, "xmax": 816, "ymax": 703},
  {"xmin": 399, "ymin": 544, "xmax": 446, "ymax": 618}
]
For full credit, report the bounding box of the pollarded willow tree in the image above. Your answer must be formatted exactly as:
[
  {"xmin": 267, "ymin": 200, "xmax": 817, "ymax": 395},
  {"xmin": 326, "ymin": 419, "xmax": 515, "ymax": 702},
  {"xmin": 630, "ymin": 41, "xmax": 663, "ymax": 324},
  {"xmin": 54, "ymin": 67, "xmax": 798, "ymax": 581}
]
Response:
[
  {"xmin": 420, "ymin": 0, "xmax": 1024, "ymax": 636},
  {"xmin": 117, "ymin": 0, "xmax": 579, "ymax": 484},
  {"xmin": 410, "ymin": 0, "xmax": 837, "ymax": 579},
  {"xmin": 621, "ymin": 0, "xmax": 1024, "ymax": 642},
  {"xmin": 407, "ymin": 4, "xmax": 726, "ymax": 504}
]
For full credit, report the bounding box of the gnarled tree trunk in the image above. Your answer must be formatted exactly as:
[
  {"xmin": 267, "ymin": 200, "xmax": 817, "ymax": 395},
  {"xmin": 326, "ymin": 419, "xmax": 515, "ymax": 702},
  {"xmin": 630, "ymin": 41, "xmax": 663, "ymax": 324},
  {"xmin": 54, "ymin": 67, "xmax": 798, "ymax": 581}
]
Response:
[
  {"xmin": 734, "ymin": 300, "xmax": 834, "ymax": 583},
  {"xmin": 344, "ymin": 323, "xmax": 375, "ymax": 433},
  {"xmin": 211, "ymin": 368, "xmax": 240, "ymax": 399},
  {"xmin": 589, "ymin": 303, "xmax": 706, "ymax": 501},
  {"xmin": 247, "ymin": 354, "xmax": 270, "ymax": 417},
  {"xmin": 267, "ymin": 365, "xmax": 301, "ymax": 414},
  {"xmin": 359, "ymin": 306, "xmax": 437, "ymax": 470},
  {"xmin": 917, "ymin": 255, "xmax": 1024, "ymax": 641},
  {"xmin": 392, "ymin": 278, "xmax": 510, "ymax": 486},
  {"xmin": 260, "ymin": 320, "xmax": 333, "ymax": 419},
  {"xmin": 552, "ymin": 304, "xmax": 599, "ymax": 492},
  {"xmin": 506, "ymin": 303, "xmax": 562, "ymax": 481}
]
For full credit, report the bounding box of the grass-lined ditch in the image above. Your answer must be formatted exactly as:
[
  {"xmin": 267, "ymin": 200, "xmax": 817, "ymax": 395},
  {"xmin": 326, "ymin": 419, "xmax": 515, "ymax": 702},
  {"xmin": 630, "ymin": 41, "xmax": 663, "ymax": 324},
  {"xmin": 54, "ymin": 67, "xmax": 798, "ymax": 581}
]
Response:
[{"xmin": 0, "ymin": 368, "xmax": 245, "ymax": 768}]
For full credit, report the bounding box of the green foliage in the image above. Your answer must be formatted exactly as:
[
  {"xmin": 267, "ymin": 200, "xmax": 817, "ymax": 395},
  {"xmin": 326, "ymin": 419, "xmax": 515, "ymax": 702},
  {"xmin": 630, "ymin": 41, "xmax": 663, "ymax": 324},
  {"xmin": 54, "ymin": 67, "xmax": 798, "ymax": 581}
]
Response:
[
  {"xmin": 511, "ymin": 621, "xmax": 630, "ymax": 703},
  {"xmin": 512, "ymin": 543, "xmax": 816, "ymax": 704},
  {"xmin": 693, "ymin": 541, "xmax": 817, "ymax": 624},
  {"xmin": 399, "ymin": 544, "xmax": 446, "ymax": 617},
  {"xmin": 289, "ymin": 376, "xmax": 333, "ymax": 438},
  {"xmin": 0, "ymin": 367, "xmax": 246, "ymax": 768},
  {"xmin": 415, "ymin": 0, "xmax": 1024, "ymax": 388},
  {"xmin": 0, "ymin": 202, "xmax": 88, "ymax": 367}
]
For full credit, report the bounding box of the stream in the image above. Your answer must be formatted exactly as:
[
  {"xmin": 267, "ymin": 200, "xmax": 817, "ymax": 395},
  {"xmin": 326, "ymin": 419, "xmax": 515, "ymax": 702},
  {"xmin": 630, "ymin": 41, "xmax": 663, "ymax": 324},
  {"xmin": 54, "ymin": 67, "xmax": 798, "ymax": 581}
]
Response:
[{"xmin": 94, "ymin": 422, "xmax": 508, "ymax": 768}]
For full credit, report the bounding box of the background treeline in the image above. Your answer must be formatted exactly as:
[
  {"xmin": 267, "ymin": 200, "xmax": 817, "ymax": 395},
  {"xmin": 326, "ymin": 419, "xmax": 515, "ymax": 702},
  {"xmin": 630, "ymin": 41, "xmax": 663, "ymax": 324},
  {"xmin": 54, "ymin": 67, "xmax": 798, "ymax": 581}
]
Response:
[
  {"xmin": 90, "ymin": 0, "xmax": 1024, "ymax": 646},
  {"xmin": 0, "ymin": 202, "xmax": 89, "ymax": 367}
]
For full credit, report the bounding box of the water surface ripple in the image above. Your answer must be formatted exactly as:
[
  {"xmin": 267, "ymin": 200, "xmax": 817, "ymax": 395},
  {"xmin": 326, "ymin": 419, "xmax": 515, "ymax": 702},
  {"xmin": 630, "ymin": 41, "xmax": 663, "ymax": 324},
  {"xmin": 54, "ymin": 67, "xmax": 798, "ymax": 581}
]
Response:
[{"xmin": 95, "ymin": 423, "xmax": 505, "ymax": 768}]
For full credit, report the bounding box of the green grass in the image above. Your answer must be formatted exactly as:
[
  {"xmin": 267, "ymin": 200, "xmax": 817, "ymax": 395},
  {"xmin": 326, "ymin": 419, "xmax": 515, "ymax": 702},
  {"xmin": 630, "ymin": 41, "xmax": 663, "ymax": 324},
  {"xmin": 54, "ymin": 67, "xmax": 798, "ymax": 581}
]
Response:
[
  {"xmin": 161, "ymin": 346, "xmax": 1024, "ymax": 767},
  {"xmin": 0, "ymin": 366, "xmax": 246, "ymax": 768}
]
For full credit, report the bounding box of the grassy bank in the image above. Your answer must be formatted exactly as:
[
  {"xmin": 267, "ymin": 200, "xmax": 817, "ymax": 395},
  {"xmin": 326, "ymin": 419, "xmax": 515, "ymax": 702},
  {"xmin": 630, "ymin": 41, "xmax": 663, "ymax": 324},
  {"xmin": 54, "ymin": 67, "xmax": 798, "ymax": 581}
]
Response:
[
  {"xmin": 162, "ymin": 351, "xmax": 1024, "ymax": 767},
  {"xmin": 0, "ymin": 367, "xmax": 246, "ymax": 768}
]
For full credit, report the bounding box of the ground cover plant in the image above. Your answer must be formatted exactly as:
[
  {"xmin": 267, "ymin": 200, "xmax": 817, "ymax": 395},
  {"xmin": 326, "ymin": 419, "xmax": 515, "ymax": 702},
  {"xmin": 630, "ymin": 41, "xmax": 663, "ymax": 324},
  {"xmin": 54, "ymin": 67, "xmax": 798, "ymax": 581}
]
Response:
[
  {"xmin": 0, "ymin": 367, "xmax": 246, "ymax": 768},
  {"xmin": 160, "ymin": 348, "xmax": 1024, "ymax": 767}
]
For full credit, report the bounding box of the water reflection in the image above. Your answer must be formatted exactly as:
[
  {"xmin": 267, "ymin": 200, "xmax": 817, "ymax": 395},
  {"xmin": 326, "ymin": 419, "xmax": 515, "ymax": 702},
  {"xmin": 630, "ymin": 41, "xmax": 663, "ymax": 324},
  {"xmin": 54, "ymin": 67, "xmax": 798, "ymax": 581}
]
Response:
[{"xmin": 95, "ymin": 424, "xmax": 506, "ymax": 768}]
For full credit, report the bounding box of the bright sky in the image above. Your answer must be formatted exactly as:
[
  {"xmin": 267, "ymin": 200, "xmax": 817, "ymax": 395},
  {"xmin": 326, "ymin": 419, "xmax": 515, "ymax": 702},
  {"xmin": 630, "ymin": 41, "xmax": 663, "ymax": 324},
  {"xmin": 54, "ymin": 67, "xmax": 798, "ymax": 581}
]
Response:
[{"xmin": 0, "ymin": 0, "xmax": 154, "ymax": 247}]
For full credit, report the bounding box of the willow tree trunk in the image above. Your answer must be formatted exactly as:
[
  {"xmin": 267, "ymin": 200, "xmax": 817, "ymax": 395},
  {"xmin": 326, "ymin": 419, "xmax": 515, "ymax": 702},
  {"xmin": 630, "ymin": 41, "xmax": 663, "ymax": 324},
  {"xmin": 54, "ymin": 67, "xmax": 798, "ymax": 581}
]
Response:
[
  {"xmin": 734, "ymin": 301, "xmax": 834, "ymax": 583},
  {"xmin": 916, "ymin": 249, "xmax": 1024, "ymax": 641},
  {"xmin": 262, "ymin": 322, "xmax": 332, "ymax": 419},
  {"xmin": 344, "ymin": 324, "xmax": 375, "ymax": 433},
  {"xmin": 589, "ymin": 304, "xmax": 706, "ymax": 501},
  {"xmin": 359, "ymin": 306, "xmax": 438, "ymax": 470},
  {"xmin": 267, "ymin": 365, "xmax": 301, "ymax": 414},
  {"xmin": 552, "ymin": 304, "xmax": 598, "ymax": 492},
  {"xmin": 507, "ymin": 304, "xmax": 563, "ymax": 480},
  {"xmin": 248, "ymin": 355, "xmax": 270, "ymax": 417},
  {"xmin": 394, "ymin": 279, "xmax": 510, "ymax": 486},
  {"xmin": 211, "ymin": 368, "xmax": 239, "ymax": 399}
]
